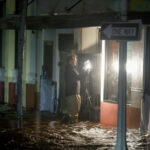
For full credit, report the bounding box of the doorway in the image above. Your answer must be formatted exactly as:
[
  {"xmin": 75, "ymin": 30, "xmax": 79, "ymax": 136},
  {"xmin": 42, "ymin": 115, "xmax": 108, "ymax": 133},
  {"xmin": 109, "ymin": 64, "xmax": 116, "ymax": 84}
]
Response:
[{"xmin": 43, "ymin": 41, "xmax": 53, "ymax": 79}]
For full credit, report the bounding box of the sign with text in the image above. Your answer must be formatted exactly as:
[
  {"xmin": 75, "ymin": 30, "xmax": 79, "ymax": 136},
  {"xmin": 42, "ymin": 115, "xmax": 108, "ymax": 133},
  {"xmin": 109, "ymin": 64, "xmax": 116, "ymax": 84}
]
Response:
[{"xmin": 101, "ymin": 21, "xmax": 142, "ymax": 41}]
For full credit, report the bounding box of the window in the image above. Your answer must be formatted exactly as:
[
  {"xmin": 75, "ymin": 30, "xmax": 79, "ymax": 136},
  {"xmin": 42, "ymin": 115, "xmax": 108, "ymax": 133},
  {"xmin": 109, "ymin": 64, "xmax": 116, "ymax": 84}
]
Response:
[
  {"xmin": 104, "ymin": 39, "xmax": 144, "ymax": 105},
  {"xmin": 104, "ymin": 40, "xmax": 119, "ymax": 103}
]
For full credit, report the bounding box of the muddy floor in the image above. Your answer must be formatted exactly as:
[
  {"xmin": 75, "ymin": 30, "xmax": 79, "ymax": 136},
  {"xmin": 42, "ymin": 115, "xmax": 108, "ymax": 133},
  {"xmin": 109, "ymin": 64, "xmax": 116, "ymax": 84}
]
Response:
[{"xmin": 0, "ymin": 105, "xmax": 150, "ymax": 150}]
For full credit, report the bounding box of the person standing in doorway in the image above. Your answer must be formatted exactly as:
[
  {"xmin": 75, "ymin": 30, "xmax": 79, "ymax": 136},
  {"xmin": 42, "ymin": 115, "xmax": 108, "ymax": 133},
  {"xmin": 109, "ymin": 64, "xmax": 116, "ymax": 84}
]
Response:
[
  {"xmin": 62, "ymin": 53, "xmax": 81, "ymax": 123},
  {"xmin": 62, "ymin": 53, "xmax": 91, "ymax": 123},
  {"xmin": 61, "ymin": 53, "xmax": 90, "ymax": 123}
]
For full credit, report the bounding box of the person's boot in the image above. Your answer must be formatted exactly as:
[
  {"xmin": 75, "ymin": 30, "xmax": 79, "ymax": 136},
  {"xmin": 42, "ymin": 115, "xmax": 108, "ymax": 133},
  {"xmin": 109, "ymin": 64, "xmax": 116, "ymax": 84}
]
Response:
[
  {"xmin": 74, "ymin": 115, "xmax": 79, "ymax": 123},
  {"xmin": 69, "ymin": 115, "xmax": 78, "ymax": 124}
]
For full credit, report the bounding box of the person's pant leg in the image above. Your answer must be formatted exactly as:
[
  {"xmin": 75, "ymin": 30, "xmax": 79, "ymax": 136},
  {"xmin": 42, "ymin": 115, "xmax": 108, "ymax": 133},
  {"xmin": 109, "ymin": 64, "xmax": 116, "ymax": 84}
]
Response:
[
  {"xmin": 75, "ymin": 95, "xmax": 81, "ymax": 115},
  {"xmin": 66, "ymin": 95, "xmax": 81, "ymax": 121}
]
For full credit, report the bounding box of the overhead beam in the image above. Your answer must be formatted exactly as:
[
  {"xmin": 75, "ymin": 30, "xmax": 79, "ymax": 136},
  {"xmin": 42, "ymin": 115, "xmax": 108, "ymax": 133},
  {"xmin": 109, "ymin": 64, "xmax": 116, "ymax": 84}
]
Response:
[
  {"xmin": 0, "ymin": 13, "xmax": 120, "ymax": 29},
  {"xmin": 0, "ymin": 15, "xmax": 20, "ymax": 29},
  {"xmin": 128, "ymin": 12, "xmax": 150, "ymax": 25},
  {"xmin": 1, "ymin": 12, "xmax": 150, "ymax": 30}
]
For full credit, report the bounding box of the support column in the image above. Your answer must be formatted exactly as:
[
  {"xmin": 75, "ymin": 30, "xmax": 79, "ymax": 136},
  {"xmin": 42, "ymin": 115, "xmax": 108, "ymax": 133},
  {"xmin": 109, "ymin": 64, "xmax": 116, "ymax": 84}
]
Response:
[
  {"xmin": 4, "ymin": 0, "xmax": 16, "ymax": 104},
  {"xmin": 17, "ymin": 0, "xmax": 27, "ymax": 128},
  {"xmin": 4, "ymin": 30, "xmax": 15, "ymax": 103},
  {"xmin": 22, "ymin": 30, "xmax": 36, "ymax": 109},
  {"xmin": 22, "ymin": 0, "xmax": 37, "ymax": 108}
]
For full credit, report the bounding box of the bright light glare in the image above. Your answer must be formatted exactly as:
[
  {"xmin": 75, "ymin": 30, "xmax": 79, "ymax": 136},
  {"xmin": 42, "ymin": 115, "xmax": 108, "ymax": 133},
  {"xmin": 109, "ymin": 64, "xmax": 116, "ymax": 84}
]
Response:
[
  {"xmin": 126, "ymin": 61, "xmax": 137, "ymax": 74},
  {"xmin": 112, "ymin": 60, "xmax": 137, "ymax": 74},
  {"xmin": 83, "ymin": 60, "xmax": 92, "ymax": 71},
  {"xmin": 113, "ymin": 61, "xmax": 119, "ymax": 72}
]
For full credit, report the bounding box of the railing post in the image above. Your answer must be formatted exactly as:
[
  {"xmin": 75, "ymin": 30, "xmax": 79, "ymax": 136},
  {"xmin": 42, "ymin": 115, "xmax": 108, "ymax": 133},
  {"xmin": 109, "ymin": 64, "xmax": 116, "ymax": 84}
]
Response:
[{"xmin": 115, "ymin": 0, "xmax": 128, "ymax": 149}]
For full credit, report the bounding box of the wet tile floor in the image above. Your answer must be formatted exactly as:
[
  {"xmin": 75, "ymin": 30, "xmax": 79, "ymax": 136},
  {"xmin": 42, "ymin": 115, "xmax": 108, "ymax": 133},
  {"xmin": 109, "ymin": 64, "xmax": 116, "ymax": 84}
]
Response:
[{"xmin": 0, "ymin": 105, "xmax": 150, "ymax": 150}]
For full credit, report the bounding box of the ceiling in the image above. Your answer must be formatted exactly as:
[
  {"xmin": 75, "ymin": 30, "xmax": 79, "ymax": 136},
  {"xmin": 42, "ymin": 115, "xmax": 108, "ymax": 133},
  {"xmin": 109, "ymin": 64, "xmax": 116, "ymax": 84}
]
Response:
[
  {"xmin": 0, "ymin": 0, "xmax": 150, "ymax": 29},
  {"xmin": 37, "ymin": 0, "xmax": 113, "ymax": 15}
]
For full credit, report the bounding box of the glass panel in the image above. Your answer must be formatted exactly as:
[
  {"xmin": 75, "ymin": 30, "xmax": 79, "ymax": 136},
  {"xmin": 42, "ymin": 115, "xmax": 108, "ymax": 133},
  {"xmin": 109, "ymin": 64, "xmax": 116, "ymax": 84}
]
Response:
[
  {"xmin": 104, "ymin": 40, "xmax": 119, "ymax": 103},
  {"xmin": 104, "ymin": 37, "xmax": 144, "ymax": 105}
]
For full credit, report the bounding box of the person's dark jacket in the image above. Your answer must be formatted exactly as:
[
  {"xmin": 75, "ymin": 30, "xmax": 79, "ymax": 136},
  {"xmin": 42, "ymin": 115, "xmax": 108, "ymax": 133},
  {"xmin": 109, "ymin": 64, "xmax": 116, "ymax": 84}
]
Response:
[{"xmin": 65, "ymin": 64, "xmax": 82, "ymax": 96}]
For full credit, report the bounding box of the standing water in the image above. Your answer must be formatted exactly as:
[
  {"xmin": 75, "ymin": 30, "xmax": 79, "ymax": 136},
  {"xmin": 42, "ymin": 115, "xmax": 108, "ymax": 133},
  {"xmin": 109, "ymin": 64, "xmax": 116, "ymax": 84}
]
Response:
[{"xmin": 0, "ymin": 105, "xmax": 150, "ymax": 150}]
